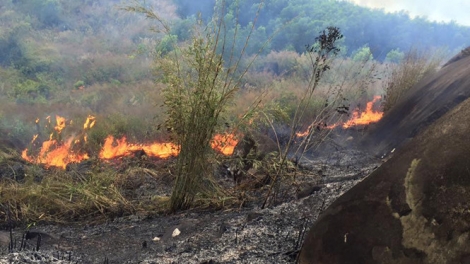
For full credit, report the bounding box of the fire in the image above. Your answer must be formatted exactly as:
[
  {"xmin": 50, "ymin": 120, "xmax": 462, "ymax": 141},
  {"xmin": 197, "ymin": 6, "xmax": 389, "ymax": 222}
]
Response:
[
  {"xmin": 342, "ymin": 96, "xmax": 383, "ymax": 128},
  {"xmin": 22, "ymin": 138, "xmax": 89, "ymax": 169},
  {"xmin": 296, "ymin": 96, "xmax": 384, "ymax": 137},
  {"xmin": 83, "ymin": 115, "xmax": 96, "ymax": 129},
  {"xmin": 22, "ymin": 115, "xmax": 90, "ymax": 169},
  {"xmin": 99, "ymin": 136, "xmax": 179, "ymax": 159},
  {"xmin": 54, "ymin": 115, "xmax": 66, "ymax": 133},
  {"xmin": 22, "ymin": 115, "xmax": 239, "ymax": 169},
  {"xmin": 211, "ymin": 133, "xmax": 238, "ymax": 155},
  {"xmin": 296, "ymin": 125, "xmax": 312, "ymax": 137}
]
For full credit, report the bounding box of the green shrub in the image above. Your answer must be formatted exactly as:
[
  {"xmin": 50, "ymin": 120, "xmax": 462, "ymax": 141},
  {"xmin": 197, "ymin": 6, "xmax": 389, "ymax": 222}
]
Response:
[
  {"xmin": 74, "ymin": 80, "xmax": 85, "ymax": 89},
  {"xmin": 352, "ymin": 45, "xmax": 373, "ymax": 62},
  {"xmin": 385, "ymin": 48, "xmax": 405, "ymax": 64},
  {"xmin": 156, "ymin": 34, "xmax": 178, "ymax": 56}
]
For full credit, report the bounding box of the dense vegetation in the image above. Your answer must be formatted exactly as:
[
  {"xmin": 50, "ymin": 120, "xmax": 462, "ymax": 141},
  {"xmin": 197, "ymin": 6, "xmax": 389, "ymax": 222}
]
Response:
[{"xmin": 173, "ymin": 0, "xmax": 470, "ymax": 60}]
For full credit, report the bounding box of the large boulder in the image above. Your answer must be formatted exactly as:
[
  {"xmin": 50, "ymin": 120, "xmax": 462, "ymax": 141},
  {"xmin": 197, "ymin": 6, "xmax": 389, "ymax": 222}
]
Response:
[
  {"xmin": 298, "ymin": 92, "xmax": 470, "ymax": 262},
  {"xmin": 362, "ymin": 48, "xmax": 470, "ymax": 156}
]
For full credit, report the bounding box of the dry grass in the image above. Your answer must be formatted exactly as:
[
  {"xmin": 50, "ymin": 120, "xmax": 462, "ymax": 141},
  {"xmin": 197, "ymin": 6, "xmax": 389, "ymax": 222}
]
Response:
[
  {"xmin": 383, "ymin": 48, "xmax": 444, "ymax": 112},
  {"xmin": 0, "ymin": 165, "xmax": 132, "ymax": 224},
  {"xmin": 0, "ymin": 154, "xmax": 181, "ymax": 224}
]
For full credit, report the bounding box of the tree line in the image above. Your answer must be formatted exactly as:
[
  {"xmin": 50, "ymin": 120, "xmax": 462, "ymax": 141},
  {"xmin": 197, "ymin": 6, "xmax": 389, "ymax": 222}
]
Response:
[{"xmin": 172, "ymin": 0, "xmax": 470, "ymax": 60}]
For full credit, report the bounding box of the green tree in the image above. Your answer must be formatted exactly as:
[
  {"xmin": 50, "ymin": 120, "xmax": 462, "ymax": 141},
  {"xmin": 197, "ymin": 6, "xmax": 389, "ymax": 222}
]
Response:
[
  {"xmin": 385, "ymin": 48, "xmax": 405, "ymax": 63},
  {"xmin": 352, "ymin": 45, "xmax": 373, "ymax": 62}
]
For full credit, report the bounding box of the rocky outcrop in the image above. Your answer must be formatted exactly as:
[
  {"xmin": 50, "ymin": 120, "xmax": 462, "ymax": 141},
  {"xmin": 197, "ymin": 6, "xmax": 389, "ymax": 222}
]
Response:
[
  {"xmin": 443, "ymin": 46, "xmax": 470, "ymax": 67},
  {"xmin": 299, "ymin": 92, "xmax": 470, "ymax": 263},
  {"xmin": 361, "ymin": 50, "xmax": 470, "ymax": 157}
]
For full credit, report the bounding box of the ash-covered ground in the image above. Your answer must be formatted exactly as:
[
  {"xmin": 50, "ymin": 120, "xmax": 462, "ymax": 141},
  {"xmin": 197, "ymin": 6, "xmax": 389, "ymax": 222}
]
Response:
[{"xmin": 0, "ymin": 147, "xmax": 380, "ymax": 264}]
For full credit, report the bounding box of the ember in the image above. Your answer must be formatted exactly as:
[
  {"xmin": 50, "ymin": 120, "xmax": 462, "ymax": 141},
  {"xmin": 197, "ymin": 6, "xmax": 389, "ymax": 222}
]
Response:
[
  {"xmin": 211, "ymin": 133, "xmax": 238, "ymax": 155},
  {"xmin": 296, "ymin": 126, "xmax": 312, "ymax": 138}
]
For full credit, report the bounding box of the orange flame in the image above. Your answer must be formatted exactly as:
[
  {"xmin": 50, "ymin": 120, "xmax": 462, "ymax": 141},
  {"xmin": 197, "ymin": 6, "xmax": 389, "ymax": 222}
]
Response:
[
  {"xmin": 296, "ymin": 96, "xmax": 384, "ymax": 137},
  {"xmin": 99, "ymin": 135, "xmax": 179, "ymax": 160},
  {"xmin": 22, "ymin": 138, "xmax": 89, "ymax": 169},
  {"xmin": 295, "ymin": 125, "xmax": 312, "ymax": 137},
  {"xmin": 54, "ymin": 115, "xmax": 66, "ymax": 133},
  {"xmin": 342, "ymin": 96, "xmax": 383, "ymax": 128},
  {"xmin": 23, "ymin": 115, "xmax": 238, "ymax": 169},
  {"xmin": 83, "ymin": 115, "xmax": 96, "ymax": 130},
  {"xmin": 211, "ymin": 133, "xmax": 238, "ymax": 155},
  {"xmin": 22, "ymin": 116, "xmax": 90, "ymax": 169}
]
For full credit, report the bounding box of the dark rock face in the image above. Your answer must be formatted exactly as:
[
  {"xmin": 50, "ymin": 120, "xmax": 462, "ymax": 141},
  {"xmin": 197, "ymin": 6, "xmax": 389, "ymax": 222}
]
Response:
[
  {"xmin": 299, "ymin": 96, "xmax": 470, "ymax": 263},
  {"xmin": 443, "ymin": 46, "xmax": 470, "ymax": 67},
  {"xmin": 362, "ymin": 49, "xmax": 470, "ymax": 157}
]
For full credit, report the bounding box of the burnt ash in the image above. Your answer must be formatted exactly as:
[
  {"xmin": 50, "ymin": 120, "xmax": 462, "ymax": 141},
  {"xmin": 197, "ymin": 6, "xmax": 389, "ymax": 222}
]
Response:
[{"xmin": 0, "ymin": 146, "xmax": 380, "ymax": 263}]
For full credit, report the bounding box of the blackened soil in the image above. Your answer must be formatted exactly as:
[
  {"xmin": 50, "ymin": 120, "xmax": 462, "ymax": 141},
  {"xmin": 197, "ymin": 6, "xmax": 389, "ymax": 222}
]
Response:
[{"xmin": 0, "ymin": 149, "xmax": 380, "ymax": 264}]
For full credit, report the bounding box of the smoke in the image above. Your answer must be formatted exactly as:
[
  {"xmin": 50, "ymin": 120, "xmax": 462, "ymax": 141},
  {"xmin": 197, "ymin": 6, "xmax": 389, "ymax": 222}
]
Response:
[{"xmin": 349, "ymin": 0, "xmax": 470, "ymax": 26}]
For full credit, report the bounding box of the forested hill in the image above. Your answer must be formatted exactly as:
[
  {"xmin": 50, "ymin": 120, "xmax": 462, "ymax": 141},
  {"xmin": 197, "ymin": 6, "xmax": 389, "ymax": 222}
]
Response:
[{"xmin": 173, "ymin": 0, "xmax": 470, "ymax": 60}]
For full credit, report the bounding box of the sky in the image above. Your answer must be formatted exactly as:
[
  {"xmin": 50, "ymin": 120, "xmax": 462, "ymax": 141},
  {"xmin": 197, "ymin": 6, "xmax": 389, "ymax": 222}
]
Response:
[{"xmin": 349, "ymin": 0, "xmax": 470, "ymax": 26}]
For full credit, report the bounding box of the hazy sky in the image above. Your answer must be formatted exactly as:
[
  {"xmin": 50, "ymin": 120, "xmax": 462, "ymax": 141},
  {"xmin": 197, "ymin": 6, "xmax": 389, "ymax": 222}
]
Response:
[{"xmin": 349, "ymin": 0, "xmax": 470, "ymax": 26}]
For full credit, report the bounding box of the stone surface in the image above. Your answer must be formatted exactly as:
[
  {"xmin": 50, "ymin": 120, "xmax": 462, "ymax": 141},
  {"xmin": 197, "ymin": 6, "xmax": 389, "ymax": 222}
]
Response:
[{"xmin": 299, "ymin": 94, "xmax": 470, "ymax": 263}]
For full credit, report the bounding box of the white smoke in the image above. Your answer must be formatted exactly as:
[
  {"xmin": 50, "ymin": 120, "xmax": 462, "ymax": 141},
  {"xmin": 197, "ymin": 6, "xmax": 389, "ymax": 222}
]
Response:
[{"xmin": 348, "ymin": 0, "xmax": 470, "ymax": 26}]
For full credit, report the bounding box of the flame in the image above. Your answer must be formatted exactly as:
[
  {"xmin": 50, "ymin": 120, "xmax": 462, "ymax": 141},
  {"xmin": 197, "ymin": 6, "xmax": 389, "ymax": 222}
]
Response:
[
  {"xmin": 22, "ymin": 116, "xmax": 90, "ymax": 169},
  {"xmin": 295, "ymin": 125, "xmax": 312, "ymax": 137},
  {"xmin": 54, "ymin": 115, "xmax": 66, "ymax": 133},
  {"xmin": 211, "ymin": 133, "xmax": 238, "ymax": 155},
  {"xmin": 22, "ymin": 138, "xmax": 89, "ymax": 169},
  {"xmin": 23, "ymin": 115, "xmax": 238, "ymax": 169},
  {"xmin": 342, "ymin": 96, "xmax": 383, "ymax": 128},
  {"xmin": 83, "ymin": 115, "xmax": 96, "ymax": 130},
  {"xmin": 99, "ymin": 135, "xmax": 179, "ymax": 160},
  {"xmin": 296, "ymin": 96, "xmax": 384, "ymax": 137}
]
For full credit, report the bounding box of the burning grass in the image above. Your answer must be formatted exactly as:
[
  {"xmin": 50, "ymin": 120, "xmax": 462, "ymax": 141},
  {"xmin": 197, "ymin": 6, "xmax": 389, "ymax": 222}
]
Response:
[
  {"xmin": 0, "ymin": 55, "xmax": 389, "ymax": 224},
  {"xmin": 295, "ymin": 95, "xmax": 384, "ymax": 137},
  {"xmin": 1, "ymin": 113, "xmax": 242, "ymax": 224},
  {"xmin": 0, "ymin": 151, "xmax": 244, "ymax": 224},
  {"xmin": 19, "ymin": 114, "xmax": 239, "ymax": 169},
  {"xmin": 0, "ymin": 151, "xmax": 203, "ymax": 224}
]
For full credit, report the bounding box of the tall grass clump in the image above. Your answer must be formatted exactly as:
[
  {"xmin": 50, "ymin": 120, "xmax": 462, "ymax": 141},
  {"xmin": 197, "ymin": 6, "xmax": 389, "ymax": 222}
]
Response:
[
  {"xmin": 383, "ymin": 48, "xmax": 444, "ymax": 112},
  {"xmin": 124, "ymin": 0, "xmax": 267, "ymax": 211}
]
